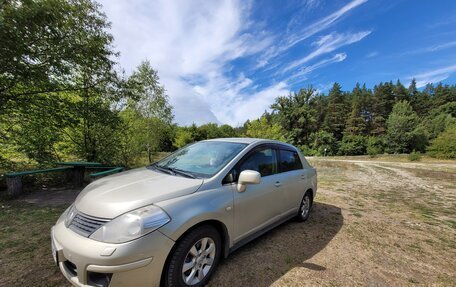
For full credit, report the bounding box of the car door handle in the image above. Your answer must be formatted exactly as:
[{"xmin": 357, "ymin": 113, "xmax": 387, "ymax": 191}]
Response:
[
  {"xmin": 301, "ymin": 174, "xmax": 306, "ymax": 179},
  {"xmin": 274, "ymin": 181, "xmax": 281, "ymax": 187}
]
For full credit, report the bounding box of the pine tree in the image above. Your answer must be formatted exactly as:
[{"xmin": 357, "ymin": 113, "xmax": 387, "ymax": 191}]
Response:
[
  {"xmin": 371, "ymin": 82, "xmax": 395, "ymax": 135},
  {"xmin": 323, "ymin": 83, "xmax": 347, "ymax": 140},
  {"xmin": 345, "ymin": 83, "xmax": 367, "ymax": 135},
  {"xmin": 394, "ymin": 80, "xmax": 409, "ymax": 102}
]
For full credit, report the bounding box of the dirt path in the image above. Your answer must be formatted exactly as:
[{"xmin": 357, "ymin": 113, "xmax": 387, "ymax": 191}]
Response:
[
  {"xmin": 209, "ymin": 158, "xmax": 456, "ymax": 286},
  {"xmin": 14, "ymin": 187, "xmax": 81, "ymax": 207},
  {"xmin": 3, "ymin": 159, "xmax": 454, "ymax": 286}
]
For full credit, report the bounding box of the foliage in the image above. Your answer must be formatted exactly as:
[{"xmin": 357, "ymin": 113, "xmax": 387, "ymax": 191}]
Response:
[
  {"xmin": 408, "ymin": 151, "xmax": 422, "ymax": 161},
  {"xmin": 308, "ymin": 130, "xmax": 337, "ymax": 156},
  {"xmin": 173, "ymin": 128, "xmax": 194, "ymax": 149},
  {"xmin": 0, "ymin": 0, "xmax": 116, "ymax": 113},
  {"xmin": 271, "ymin": 87, "xmax": 318, "ymax": 146},
  {"xmin": 323, "ymin": 83, "xmax": 348, "ymax": 140},
  {"xmin": 338, "ymin": 135, "xmax": 367, "ymax": 155},
  {"xmin": 427, "ymin": 124, "xmax": 456, "ymax": 159},
  {"xmin": 244, "ymin": 116, "xmax": 286, "ymax": 141},
  {"xmin": 386, "ymin": 101, "xmax": 419, "ymax": 153},
  {"xmin": 367, "ymin": 136, "xmax": 385, "ymax": 157},
  {"xmin": 1, "ymin": 0, "xmax": 455, "ymax": 175},
  {"xmin": 126, "ymin": 61, "xmax": 174, "ymax": 163}
]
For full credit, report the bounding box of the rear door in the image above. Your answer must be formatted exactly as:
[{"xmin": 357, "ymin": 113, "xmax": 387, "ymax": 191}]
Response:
[
  {"xmin": 231, "ymin": 145, "xmax": 285, "ymax": 243},
  {"xmin": 276, "ymin": 148, "xmax": 305, "ymax": 215}
]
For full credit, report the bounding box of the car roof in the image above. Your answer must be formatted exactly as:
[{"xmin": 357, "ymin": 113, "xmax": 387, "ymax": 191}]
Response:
[{"xmin": 204, "ymin": 138, "xmax": 297, "ymax": 149}]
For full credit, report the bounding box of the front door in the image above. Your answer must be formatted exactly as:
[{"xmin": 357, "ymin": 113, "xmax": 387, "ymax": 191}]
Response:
[{"xmin": 232, "ymin": 146, "xmax": 284, "ymax": 243}]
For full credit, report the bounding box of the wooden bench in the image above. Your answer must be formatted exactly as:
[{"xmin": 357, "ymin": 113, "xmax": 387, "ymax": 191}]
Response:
[
  {"xmin": 5, "ymin": 167, "xmax": 72, "ymax": 197},
  {"xmin": 56, "ymin": 162, "xmax": 102, "ymax": 187},
  {"xmin": 89, "ymin": 167, "xmax": 124, "ymax": 181}
]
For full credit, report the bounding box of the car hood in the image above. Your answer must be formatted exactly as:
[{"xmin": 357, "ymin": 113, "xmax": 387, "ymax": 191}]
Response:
[{"xmin": 74, "ymin": 167, "xmax": 203, "ymax": 218}]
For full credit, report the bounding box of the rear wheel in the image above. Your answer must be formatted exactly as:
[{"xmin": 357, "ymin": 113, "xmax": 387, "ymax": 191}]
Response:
[
  {"xmin": 296, "ymin": 191, "xmax": 313, "ymax": 222},
  {"xmin": 163, "ymin": 225, "xmax": 221, "ymax": 287}
]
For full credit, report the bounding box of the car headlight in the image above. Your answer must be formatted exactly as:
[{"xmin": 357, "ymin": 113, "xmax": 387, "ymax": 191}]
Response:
[
  {"xmin": 64, "ymin": 204, "xmax": 77, "ymax": 227},
  {"xmin": 90, "ymin": 205, "xmax": 171, "ymax": 243}
]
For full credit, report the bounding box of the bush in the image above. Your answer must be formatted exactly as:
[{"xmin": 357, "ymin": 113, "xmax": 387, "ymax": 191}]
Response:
[
  {"xmin": 309, "ymin": 131, "xmax": 337, "ymax": 156},
  {"xmin": 427, "ymin": 124, "xmax": 456, "ymax": 159},
  {"xmin": 299, "ymin": 145, "xmax": 318, "ymax": 156},
  {"xmin": 367, "ymin": 136, "xmax": 385, "ymax": 157},
  {"xmin": 408, "ymin": 151, "xmax": 422, "ymax": 161},
  {"xmin": 338, "ymin": 135, "xmax": 367, "ymax": 155}
]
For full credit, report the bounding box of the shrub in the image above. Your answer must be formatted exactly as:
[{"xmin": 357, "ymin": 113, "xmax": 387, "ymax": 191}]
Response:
[
  {"xmin": 408, "ymin": 151, "xmax": 422, "ymax": 161},
  {"xmin": 367, "ymin": 136, "xmax": 385, "ymax": 157},
  {"xmin": 427, "ymin": 124, "xmax": 456, "ymax": 159},
  {"xmin": 338, "ymin": 135, "xmax": 367, "ymax": 155},
  {"xmin": 309, "ymin": 131, "xmax": 337, "ymax": 156}
]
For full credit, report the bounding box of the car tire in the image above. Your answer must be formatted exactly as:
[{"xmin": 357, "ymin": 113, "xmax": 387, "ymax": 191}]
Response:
[
  {"xmin": 163, "ymin": 225, "xmax": 222, "ymax": 287},
  {"xmin": 296, "ymin": 191, "xmax": 313, "ymax": 222}
]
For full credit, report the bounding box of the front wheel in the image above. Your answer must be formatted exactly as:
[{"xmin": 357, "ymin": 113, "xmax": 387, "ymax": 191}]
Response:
[
  {"xmin": 296, "ymin": 191, "xmax": 313, "ymax": 222},
  {"xmin": 163, "ymin": 225, "xmax": 221, "ymax": 287}
]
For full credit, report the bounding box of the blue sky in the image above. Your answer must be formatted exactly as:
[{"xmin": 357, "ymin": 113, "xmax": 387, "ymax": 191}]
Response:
[{"xmin": 98, "ymin": 0, "xmax": 456, "ymax": 126}]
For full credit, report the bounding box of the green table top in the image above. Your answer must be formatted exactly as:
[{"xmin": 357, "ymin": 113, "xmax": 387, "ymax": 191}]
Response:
[{"xmin": 56, "ymin": 161, "xmax": 102, "ymax": 167}]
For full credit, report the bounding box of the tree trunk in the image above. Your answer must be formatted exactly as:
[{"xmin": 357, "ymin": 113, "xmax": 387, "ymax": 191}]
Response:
[{"xmin": 6, "ymin": 177, "xmax": 23, "ymax": 197}]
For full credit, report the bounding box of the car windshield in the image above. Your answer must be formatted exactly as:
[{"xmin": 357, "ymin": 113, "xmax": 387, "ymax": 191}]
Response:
[{"xmin": 150, "ymin": 141, "xmax": 248, "ymax": 178}]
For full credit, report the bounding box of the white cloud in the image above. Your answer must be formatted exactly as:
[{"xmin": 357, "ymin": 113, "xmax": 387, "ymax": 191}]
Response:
[
  {"xmin": 98, "ymin": 0, "xmax": 368, "ymax": 125},
  {"xmin": 286, "ymin": 53, "xmax": 347, "ymax": 85},
  {"xmin": 401, "ymin": 41, "xmax": 456, "ymax": 56},
  {"xmin": 366, "ymin": 51, "xmax": 378, "ymax": 58},
  {"xmin": 282, "ymin": 31, "xmax": 370, "ymax": 73},
  {"xmin": 258, "ymin": 0, "xmax": 368, "ymax": 68},
  {"xmin": 411, "ymin": 64, "xmax": 456, "ymax": 88},
  {"xmin": 99, "ymin": 0, "xmax": 276, "ymax": 125},
  {"xmin": 285, "ymin": 0, "xmax": 367, "ymax": 49}
]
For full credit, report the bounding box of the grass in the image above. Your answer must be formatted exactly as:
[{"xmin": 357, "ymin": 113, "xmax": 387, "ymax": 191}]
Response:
[
  {"xmin": 0, "ymin": 201, "xmax": 68, "ymax": 287},
  {"xmin": 0, "ymin": 155, "xmax": 455, "ymax": 286}
]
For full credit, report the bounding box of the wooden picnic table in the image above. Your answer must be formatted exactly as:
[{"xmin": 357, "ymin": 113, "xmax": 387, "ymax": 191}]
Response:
[
  {"xmin": 4, "ymin": 162, "xmax": 124, "ymax": 197},
  {"xmin": 56, "ymin": 162, "xmax": 102, "ymax": 187}
]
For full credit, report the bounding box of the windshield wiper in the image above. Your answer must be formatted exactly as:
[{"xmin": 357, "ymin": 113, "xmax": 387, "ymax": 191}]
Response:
[
  {"xmin": 152, "ymin": 164, "xmax": 196, "ymax": 179},
  {"xmin": 168, "ymin": 167, "xmax": 197, "ymax": 179},
  {"xmin": 151, "ymin": 164, "xmax": 175, "ymax": 175}
]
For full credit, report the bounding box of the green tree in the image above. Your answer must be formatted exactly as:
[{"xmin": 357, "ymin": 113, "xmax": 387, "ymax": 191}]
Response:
[
  {"xmin": 245, "ymin": 116, "xmax": 286, "ymax": 141},
  {"xmin": 173, "ymin": 128, "xmax": 194, "ymax": 149},
  {"xmin": 386, "ymin": 101, "xmax": 419, "ymax": 153},
  {"xmin": 308, "ymin": 130, "xmax": 337, "ymax": 156},
  {"xmin": 338, "ymin": 135, "xmax": 367, "ymax": 155},
  {"xmin": 323, "ymin": 83, "xmax": 347, "ymax": 140},
  {"xmin": 427, "ymin": 124, "xmax": 456, "ymax": 159},
  {"xmin": 0, "ymin": 0, "xmax": 116, "ymax": 113},
  {"xmin": 127, "ymin": 61, "xmax": 174, "ymax": 163},
  {"xmin": 371, "ymin": 82, "xmax": 395, "ymax": 135},
  {"xmin": 219, "ymin": 124, "xmax": 237, "ymax": 138},
  {"xmin": 345, "ymin": 84, "xmax": 367, "ymax": 135},
  {"xmin": 0, "ymin": 0, "xmax": 121, "ymax": 164},
  {"xmin": 271, "ymin": 87, "xmax": 318, "ymax": 146},
  {"xmin": 366, "ymin": 136, "xmax": 385, "ymax": 156}
]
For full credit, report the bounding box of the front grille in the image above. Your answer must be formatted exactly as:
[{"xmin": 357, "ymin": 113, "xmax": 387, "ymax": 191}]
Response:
[{"xmin": 69, "ymin": 212, "xmax": 109, "ymax": 237}]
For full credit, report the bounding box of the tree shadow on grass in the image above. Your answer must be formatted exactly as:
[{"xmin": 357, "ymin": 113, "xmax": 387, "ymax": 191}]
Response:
[{"xmin": 209, "ymin": 202, "xmax": 343, "ymax": 286}]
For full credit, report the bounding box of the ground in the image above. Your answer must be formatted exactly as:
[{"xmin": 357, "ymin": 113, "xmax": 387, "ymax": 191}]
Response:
[{"xmin": 0, "ymin": 156, "xmax": 455, "ymax": 286}]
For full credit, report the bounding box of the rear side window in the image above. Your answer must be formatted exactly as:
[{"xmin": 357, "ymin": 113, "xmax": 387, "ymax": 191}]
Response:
[
  {"xmin": 239, "ymin": 148, "xmax": 278, "ymax": 177},
  {"xmin": 279, "ymin": 150, "xmax": 303, "ymax": 172}
]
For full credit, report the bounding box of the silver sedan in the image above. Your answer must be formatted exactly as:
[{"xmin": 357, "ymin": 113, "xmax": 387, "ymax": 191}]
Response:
[{"xmin": 51, "ymin": 138, "xmax": 317, "ymax": 287}]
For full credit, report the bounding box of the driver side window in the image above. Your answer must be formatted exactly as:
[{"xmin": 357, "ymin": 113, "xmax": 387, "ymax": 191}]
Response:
[{"xmin": 239, "ymin": 148, "xmax": 278, "ymax": 177}]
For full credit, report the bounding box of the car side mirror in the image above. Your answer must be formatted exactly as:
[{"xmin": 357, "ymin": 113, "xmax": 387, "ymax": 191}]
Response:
[{"xmin": 237, "ymin": 170, "xmax": 261, "ymax": 192}]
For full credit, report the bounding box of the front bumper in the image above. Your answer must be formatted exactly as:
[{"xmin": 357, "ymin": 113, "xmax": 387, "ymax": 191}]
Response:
[{"xmin": 51, "ymin": 220, "xmax": 175, "ymax": 287}]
